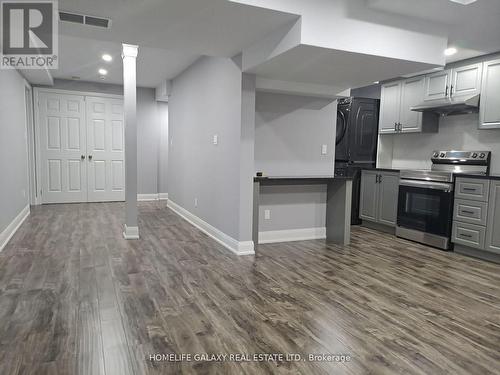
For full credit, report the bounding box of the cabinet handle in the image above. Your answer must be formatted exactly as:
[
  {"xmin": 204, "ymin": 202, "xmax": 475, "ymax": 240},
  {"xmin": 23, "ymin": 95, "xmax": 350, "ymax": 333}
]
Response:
[
  {"xmin": 461, "ymin": 210, "xmax": 475, "ymax": 215},
  {"xmin": 398, "ymin": 123, "xmax": 402, "ymax": 132},
  {"xmin": 88, "ymin": 155, "xmax": 93, "ymax": 161},
  {"xmin": 81, "ymin": 155, "xmax": 86, "ymax": 160},
  {"xmin": 459, "ymin": 233, "xmax": 473, "ymax": 238},
  {"xmin": 462, "ymin": 187, "xmax": 477, "ymax": 192},
  {"xmin": 378, "ymin": 174, "xmax": 383, "ymax": 184},
  {"xmin": 445, "ymin": 85, "xmax": 449, "ymax": 97},
  {"xmin": 450, "ymin": 85, "xmax": 454, "ymax": 97},
  {"xmin": 394, "ymin": 122, "xmax": 398, "ymax": 132}
]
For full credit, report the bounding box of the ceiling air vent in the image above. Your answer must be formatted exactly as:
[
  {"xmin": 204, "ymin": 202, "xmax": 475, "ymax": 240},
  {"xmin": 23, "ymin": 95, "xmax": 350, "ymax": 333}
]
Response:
[{"xmin": 59, "ymin": 11, "xmax": 111, "ymax": 29}]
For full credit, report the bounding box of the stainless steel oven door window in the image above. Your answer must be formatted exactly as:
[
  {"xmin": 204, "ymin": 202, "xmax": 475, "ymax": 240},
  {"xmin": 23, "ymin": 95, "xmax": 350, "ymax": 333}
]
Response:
[{"xmin": 397, "ymin": 183, "xmax": 453, "ymax": 237}]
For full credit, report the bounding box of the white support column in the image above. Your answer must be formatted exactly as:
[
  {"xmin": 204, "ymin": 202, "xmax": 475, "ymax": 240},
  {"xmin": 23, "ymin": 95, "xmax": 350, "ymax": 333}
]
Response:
[{"xmin": 122, "ymin": 43, "xmax": 140, "ymax": 240}]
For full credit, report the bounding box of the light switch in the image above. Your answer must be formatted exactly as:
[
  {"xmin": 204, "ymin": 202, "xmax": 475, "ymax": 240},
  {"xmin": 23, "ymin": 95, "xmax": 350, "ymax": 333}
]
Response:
[
  {"xmin": 213, "ymin": 134, "xmax": 218, "ymax": 145},
  {"xmin": 264, "ymin": 209, "xmax": 271, "ymax": 220},
  {"xmin": 321, "ymin": 144, "xmax": 328, "ymax": 155}
]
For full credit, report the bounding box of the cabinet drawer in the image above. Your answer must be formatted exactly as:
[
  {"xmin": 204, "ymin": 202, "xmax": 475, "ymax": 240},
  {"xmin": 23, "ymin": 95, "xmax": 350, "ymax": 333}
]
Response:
[
  {"xmin": 455, "ymin": 178, "xmax": 490, "ymax": 202},
  {"xmin": 453, "ymin": 222, "xmax": 486, "ymax": 250},
  {"xmin": 453, "ymin": 199, "xmax": 488, "ymax": 226}
]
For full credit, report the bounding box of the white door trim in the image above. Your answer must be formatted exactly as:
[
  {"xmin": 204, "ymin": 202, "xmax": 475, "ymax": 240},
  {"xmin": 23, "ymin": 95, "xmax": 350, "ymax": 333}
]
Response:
[{"xmin": 33, "ymin": 88, "xmax": 125, "ymax": 205}]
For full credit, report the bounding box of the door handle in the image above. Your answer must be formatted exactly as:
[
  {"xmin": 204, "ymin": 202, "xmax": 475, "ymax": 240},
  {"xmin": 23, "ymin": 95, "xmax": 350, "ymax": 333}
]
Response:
[
  {"xmin": 88, "ymin": 155, "xmax": 93, "ymax": 161},
  {"xmin": 81, "ymin": 155, "xmax": 86, "ymax": 160}
]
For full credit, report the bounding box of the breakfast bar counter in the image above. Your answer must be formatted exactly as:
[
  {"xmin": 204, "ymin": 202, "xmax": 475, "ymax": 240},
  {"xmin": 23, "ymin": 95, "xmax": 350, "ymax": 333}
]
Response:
[{"xmin": 253, "ymin": 176, "xmax": 353, "ymax": 248}]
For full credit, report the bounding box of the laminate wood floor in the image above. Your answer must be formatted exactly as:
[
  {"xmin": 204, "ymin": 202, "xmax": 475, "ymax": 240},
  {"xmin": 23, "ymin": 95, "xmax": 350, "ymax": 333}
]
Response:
[{"xmin": 1, "ymin": 202, "xmax": 500, "ymax": 375}]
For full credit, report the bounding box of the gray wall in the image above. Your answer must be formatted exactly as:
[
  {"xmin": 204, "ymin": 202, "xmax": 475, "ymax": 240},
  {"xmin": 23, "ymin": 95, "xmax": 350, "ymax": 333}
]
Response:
[
  {"xmin": 42, "ymin": 79, "xmax": 167, "ymax": 194},
  {"xmin": 254, "ymin": 92, "xmax": 336, "ymax": 233},
  {"xmin": 0, "ymin": 70, "xmax": 30, "ymax": 234},
  {"xmin": 168, "ymin": 56, "xmax": 251, "ymax": 241},
  {"xmin": 390, "ymin": 113, "xmax": 500, "ymax": 173},
  {"xmin": 255, "ymin": 92, "xmax": 336, "ymax": 175}
]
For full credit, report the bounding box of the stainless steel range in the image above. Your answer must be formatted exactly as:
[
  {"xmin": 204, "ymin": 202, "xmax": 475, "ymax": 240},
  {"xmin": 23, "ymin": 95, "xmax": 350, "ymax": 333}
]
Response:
[{"xmin": 396, "ymin": 151, "xmax": 491, "ymax": 250}]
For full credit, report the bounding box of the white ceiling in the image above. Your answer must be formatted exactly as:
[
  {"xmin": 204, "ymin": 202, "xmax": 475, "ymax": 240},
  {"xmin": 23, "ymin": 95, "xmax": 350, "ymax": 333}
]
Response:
[
  {"xmin": 49, "ymin": 0, "xmax": 500, "ymax": 88},
  {"xmin": 366, "ymin": 0, "xmax": 500, "ymax": 62},
  {"xmin": 248, "ymin": 45, "xmax": 438, "ymax": 90},
  {"xmin": 55, "ymin": 35, "xmax": 199, "ymax": 87},
  {"xmin": 54, "ymin": 0, "xmax": 298, "ymax": 87}
]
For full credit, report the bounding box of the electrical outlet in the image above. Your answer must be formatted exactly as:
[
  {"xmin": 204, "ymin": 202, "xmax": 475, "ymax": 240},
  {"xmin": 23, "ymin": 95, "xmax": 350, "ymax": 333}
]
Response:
[
  {"xmin": 194, "ymin": 198, "xmax": 198, "ymax": 207},
  {"xmin": 213, "ymin": 134, "xmax": 218, "ymax": 145},
  {"xmin": 321, "ymin": 144, "xmax": 328, "ymax": 155},
  {"xmin": 264, "ymin": 209, "xmax": 271, "ymax": 220}
]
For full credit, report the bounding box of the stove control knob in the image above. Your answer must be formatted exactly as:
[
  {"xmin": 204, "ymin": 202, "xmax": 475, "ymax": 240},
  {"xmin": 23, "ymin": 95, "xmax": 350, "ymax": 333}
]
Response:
[
  {"xmin": 480, "ymin": 153, "xmax": 486, "ymax": 159},
  {"xmin": 472, "ymin": 153, "xmax": 478, "ymax": 158},
  {"xmin": 440, "ymin": 152, "xmax": 445, "ymax": 158},
  {"xmin": 433, "ymin": 152, "xmax": 439, "ymax": 158}
]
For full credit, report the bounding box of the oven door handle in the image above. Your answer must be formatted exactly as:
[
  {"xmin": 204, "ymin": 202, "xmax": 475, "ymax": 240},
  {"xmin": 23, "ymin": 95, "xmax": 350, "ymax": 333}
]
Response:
[{"xmin": 399, "ymin": 179, "xmax": 453, "ymax": 192}]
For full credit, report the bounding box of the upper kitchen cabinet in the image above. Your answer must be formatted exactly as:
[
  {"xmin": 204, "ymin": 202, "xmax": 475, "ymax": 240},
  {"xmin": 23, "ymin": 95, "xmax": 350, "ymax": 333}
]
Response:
[
  {"xmin": 379, "ymin": 77, "xmax": 438, "ymax": 134},
  {"xmin": 450, "ymin": 63, "xmax": 483, "ymax": 98},
  {"xmin": 480, "ymin": 58, "xmax": 500, "ymax": 129},
  {"xmin": 424, "ymin": 69, "xmax": 451, "ymax": 101},
  {"xmin": 400, "ymin": 76, "xmax": 425, "ymax": 133},
  {"xmin": 424, "ymin": 63, "xmax": 482, "ymax": 101},
  {"xmin": 379, "ymin": 81, "xmax": 401, "ymax": 134}
]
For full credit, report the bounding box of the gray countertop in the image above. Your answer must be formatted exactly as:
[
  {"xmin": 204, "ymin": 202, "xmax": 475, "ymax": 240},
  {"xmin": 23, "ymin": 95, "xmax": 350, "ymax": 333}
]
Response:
[
  {"xmin": 455, "ymin": 173, "xmax": 500, "ymax": 181},
  {"xmin": 362, "ymin": 167, "xmax": 401, "ymax": 173},
  {"xmin": 254, "ymin": 175, "xmax": 353, "ymax": 182}
]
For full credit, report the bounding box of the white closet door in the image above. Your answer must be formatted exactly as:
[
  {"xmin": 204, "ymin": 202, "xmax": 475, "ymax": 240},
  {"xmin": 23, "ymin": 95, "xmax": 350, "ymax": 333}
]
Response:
[
  {"xmin": 39, "ymin": 92, "xmax": 87, "ymax": 203},
  {"xmin": 86, "ymin": 96, "xmax": 125, "ymax": 202}
]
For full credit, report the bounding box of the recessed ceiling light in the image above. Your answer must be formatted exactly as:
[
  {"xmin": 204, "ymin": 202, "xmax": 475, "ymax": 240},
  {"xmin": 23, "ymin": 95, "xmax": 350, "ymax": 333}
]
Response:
[
  {"xmin": 102, "ymin": 54, "xmax": 112, "ymax": 62},
  {"xmin": 373, "ymin": 81, "xmax": 380, "ymax": 84},
  {"xmin": 444, "ymin": 47, "xmax": 457, "ymax": 56},
  {"xmin": 98, "ymin": 68, "xmax": 108, "ymax": 75},
  {"xmin": 449, "ymin": 0, "xmax": 477, "ymax": 5}
]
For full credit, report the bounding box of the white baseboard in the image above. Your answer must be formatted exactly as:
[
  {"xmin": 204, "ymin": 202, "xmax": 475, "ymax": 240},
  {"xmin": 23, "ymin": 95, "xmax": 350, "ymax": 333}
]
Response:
[
  {"xmin": 167, "ymin": 200, "xmax": 254, "ymax": 256},
  {"xmin": 259, "ymin": 227, "xmax": 326, "ymax": 244},
  {"xmin": 137, "ymin": 193, "xmax": 169, "ymax": 201},
  {"xmin": 0, "ymin": 205, "xmax": 30, "ymax": 252},
  {"xmin": 123, "ymin": 225, "xmax": 140, "ymax": 240}
]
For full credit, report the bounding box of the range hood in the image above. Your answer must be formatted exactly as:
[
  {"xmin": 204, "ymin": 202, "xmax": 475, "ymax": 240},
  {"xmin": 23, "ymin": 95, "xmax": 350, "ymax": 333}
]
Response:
[{"xmin": 411, "ymin": 94, "xmax": 480, "ymax": 116}]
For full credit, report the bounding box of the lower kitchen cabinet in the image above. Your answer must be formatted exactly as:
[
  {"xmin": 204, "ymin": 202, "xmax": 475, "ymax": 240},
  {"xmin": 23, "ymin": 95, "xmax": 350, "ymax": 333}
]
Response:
[
  {"xmin": 453, "ymin": 179, "xmax": 500, "ymax": 257},
  {"xmin": 360, "ymin": 170, "xmax": 399, "ymax": 227},
  {"xmin": 485, "ymin": 181, "xmax": 500, "ymax": 253}
]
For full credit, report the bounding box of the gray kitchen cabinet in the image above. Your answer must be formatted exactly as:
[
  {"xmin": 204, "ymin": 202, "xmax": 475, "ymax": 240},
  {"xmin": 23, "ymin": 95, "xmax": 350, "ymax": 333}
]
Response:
[
  {"xmin": 453, "ymin": 222, "xmax": 486, "ymax": 250},
  {"xmin": 379, "ymin": 77, "xmax": 438, "ymax": 134},
  {"xmin": 450, "ymin": 63, "xmax": 483, "ymax": 98},
  {"xmin": 424, "ymin": 69, "xmax": 451, "ymax": 101},
  {"xmin": 378, "ymin": 172, "xmax": 400, "ymax": 226},
  {"xmin": 399, "ymin": 77, "xmax": 424, "ymax": 133},
  {"xmin": 480, "ymin": 58, "xmax": 500, "ymax": 129},
  {"xmin": 455, "ymin": 177, "xmax": 490, "ymax": 202},
  {"xmin": 424, "ymin": 63, "xmax": 482, "ymax": 101},
  {"xmin": 360, "ymin": 170, "xmax": 399, "ymax": 227},
  {"xmin": 485, "ymin": 181, "xmax": 500, "ymax": 254},
  {"xmin": 379, "ymin": 81, "xmax": 401, "ymax": 134},
  {"xmin": 360, "ymin": 170, "xmax": 379, "ymax": 221}
]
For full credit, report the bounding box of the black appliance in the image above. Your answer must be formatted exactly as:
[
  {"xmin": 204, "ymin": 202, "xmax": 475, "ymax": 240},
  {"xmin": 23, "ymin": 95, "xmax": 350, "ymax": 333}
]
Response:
[
  {"xmin": 397, "ymin": 150, "xmax": 491, "ymax": 250},
  {"xmin": 334, "ymin": 97, "xmax": 380, "ymax": 224}
]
